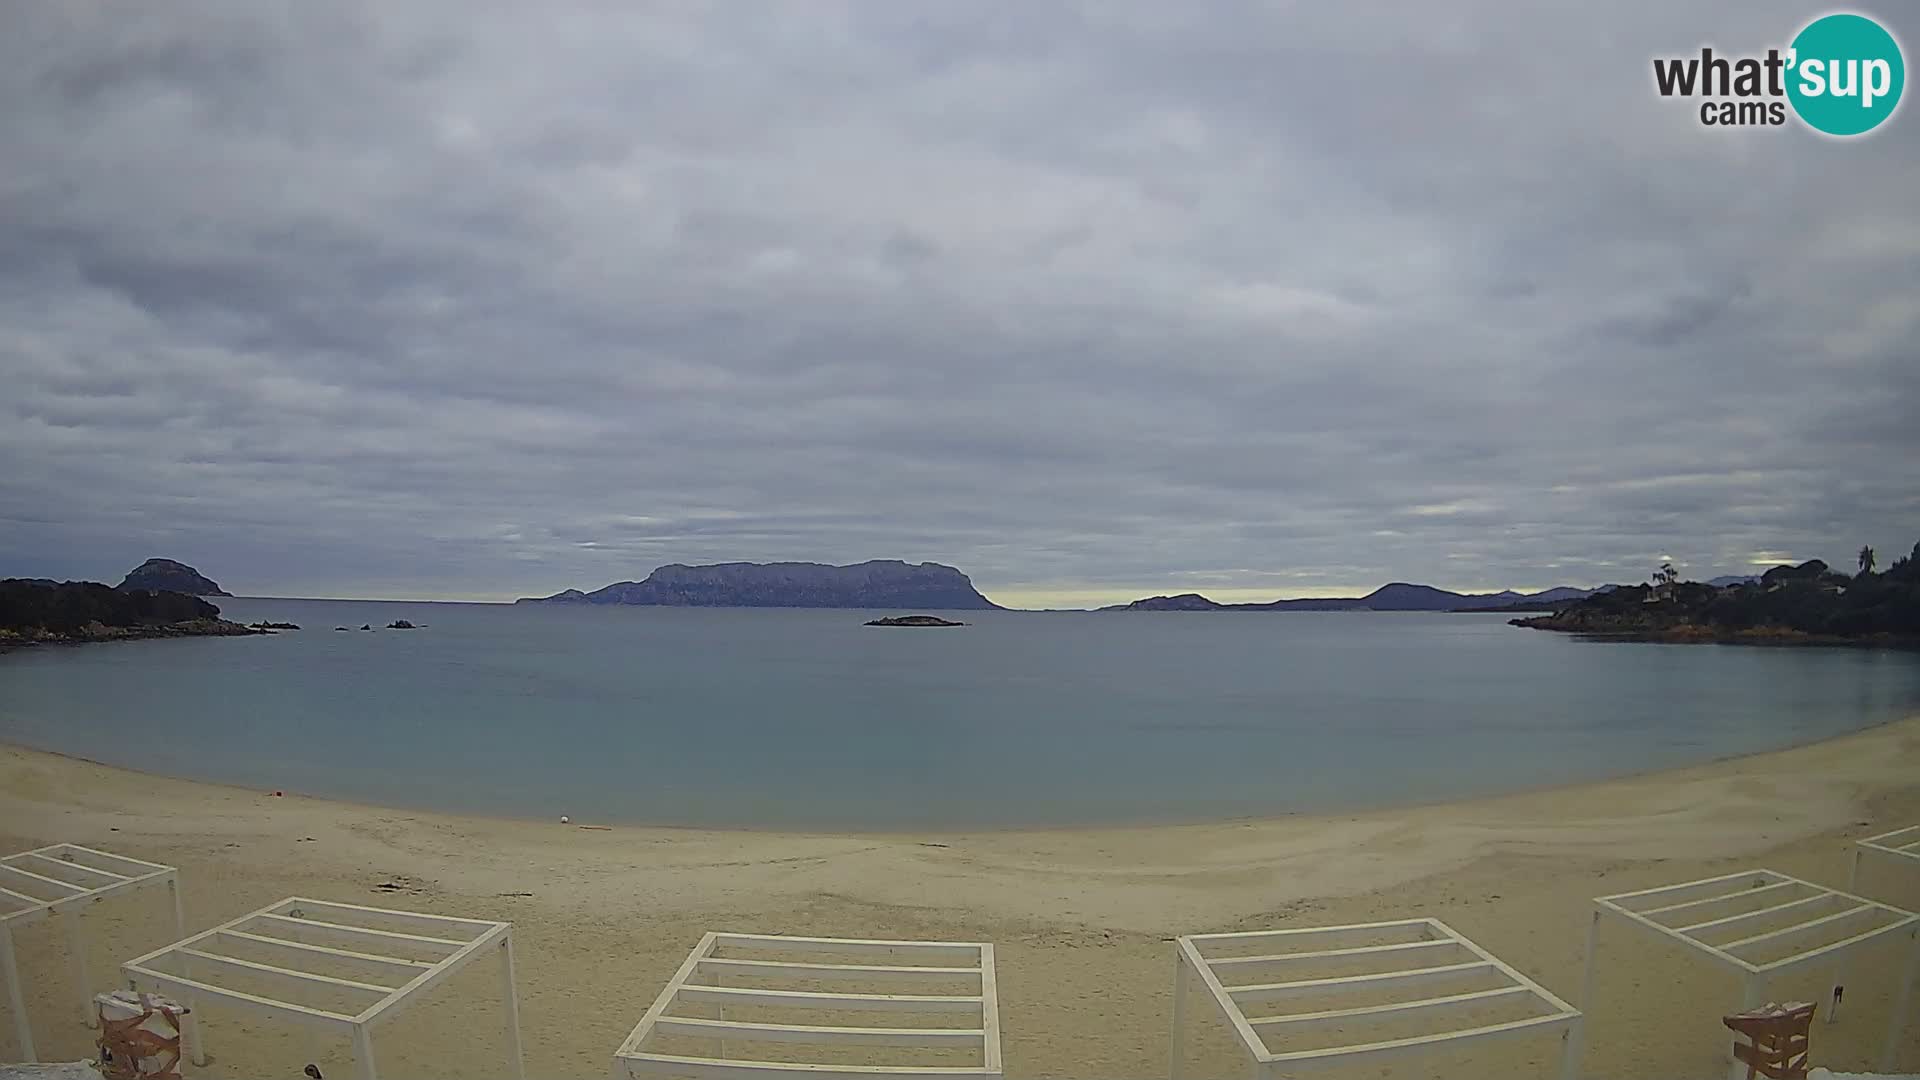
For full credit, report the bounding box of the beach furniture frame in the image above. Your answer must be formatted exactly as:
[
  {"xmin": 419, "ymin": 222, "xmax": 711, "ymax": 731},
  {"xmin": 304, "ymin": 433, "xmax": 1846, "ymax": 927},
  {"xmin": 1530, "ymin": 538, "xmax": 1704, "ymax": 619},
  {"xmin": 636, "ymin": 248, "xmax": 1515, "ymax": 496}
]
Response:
[
  {"xmin": 1851, "ymin": 825, "xmax": 1920, "ymax": 895},
  {"xmin": 613, "ymin": 932, "xmax": 1002, "ymax": 1079},
  {"xmin": 1170, "ymin": 918, "xmax": 1583, "ymax": 1080},
  {"xmin": 1584, "ymin": 869, "xmax": 1920, "ymax": 1076},
  {"xmin": 0, "ymin": 843, "xmax": 182, "ymax": 1062},
  {"xmin": 122, "ymin": 896, "xmax": 523, "ymax": 1080}
]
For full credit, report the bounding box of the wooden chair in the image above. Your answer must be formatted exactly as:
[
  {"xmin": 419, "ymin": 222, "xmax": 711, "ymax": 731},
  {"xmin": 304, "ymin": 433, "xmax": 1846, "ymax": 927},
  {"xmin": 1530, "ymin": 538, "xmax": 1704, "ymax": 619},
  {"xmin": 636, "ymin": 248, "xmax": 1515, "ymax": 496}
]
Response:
[{"xmin": 1723, "ymin": 1001, "xmax": 1814, "ymax": 1080}]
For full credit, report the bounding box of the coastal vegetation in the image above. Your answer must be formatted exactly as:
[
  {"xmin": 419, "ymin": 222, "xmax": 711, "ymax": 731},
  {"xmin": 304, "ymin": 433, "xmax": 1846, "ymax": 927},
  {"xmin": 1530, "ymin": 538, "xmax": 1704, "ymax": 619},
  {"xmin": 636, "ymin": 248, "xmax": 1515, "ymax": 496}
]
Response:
[
  {"xmin": 1513, "ymin": 539, "xmax": 1920, "ymax": 644},
  {"xmin": 0, "ymin": 578, "xmax": 260, "ymax": 646}
]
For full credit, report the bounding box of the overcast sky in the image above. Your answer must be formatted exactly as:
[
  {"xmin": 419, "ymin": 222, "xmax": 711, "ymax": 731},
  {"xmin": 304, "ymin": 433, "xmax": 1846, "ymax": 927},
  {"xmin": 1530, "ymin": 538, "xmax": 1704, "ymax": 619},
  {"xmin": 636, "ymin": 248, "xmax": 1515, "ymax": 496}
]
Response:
[{"xmin": 2, "ymin": 3, "xmax": 1915, "ymax": 608}]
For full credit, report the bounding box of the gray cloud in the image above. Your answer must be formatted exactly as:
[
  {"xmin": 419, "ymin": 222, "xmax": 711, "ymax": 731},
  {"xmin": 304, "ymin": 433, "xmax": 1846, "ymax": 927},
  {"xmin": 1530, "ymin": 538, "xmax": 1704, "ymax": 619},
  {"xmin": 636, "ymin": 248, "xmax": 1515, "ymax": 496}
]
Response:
[{"xmin": 2, "ymin": 1, "xmax": 1916, "ymax": 604}]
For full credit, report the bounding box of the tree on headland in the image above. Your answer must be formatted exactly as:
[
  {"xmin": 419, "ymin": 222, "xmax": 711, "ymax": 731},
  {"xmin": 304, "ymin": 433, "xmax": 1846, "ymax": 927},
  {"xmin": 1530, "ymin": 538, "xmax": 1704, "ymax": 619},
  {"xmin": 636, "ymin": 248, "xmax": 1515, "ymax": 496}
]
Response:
[
  {"xmin": 1886, "ymin": 542, "xmax": 1920, "ymax": 584},
  {"xmin": 1519, "ymin": 536, "xmax": 1920, "ymax": 641}
]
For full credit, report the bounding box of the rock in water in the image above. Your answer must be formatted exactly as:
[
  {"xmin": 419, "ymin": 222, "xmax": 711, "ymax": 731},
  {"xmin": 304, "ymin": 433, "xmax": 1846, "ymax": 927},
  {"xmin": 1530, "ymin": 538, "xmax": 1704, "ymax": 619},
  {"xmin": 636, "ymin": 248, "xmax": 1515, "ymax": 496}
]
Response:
[
  {"xmin": 117, "ymin": 558, "xmax": 231, "ymax": 596},
  {"xmin": 865, "ymin": 615, "xmax": 967, "ymax": 627}
]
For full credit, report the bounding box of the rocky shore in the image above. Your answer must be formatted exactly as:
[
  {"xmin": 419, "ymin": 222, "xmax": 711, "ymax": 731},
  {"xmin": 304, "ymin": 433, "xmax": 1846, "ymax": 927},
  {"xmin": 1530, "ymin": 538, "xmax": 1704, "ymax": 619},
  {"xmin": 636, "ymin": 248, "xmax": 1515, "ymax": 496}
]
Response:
[
  {"xmin": 1507, "ymin": 613, "xmax": 1912, "ymax": 648},
  {"xmin": 0, "ymin": 579, "xmax": 264, "ymax": 651},
  {"xmin": 0, "ymin": 617, "xmax": 267, "ymax": 649}
]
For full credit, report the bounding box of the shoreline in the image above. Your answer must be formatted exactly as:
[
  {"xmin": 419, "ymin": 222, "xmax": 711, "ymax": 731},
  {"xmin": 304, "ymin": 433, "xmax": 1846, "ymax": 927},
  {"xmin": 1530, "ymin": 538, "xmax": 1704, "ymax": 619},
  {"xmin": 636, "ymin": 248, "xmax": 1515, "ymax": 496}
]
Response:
[
  {"xmin": 3, "ymin": 710, "xmax": 1917, "ymax": 877},
  {"xmin": 1510, "ymin": 621, "xmax": 1920, "ymax": 650},
  {"xmin": 0, "ymin": 618, "xmax": 266, "ymax": 653},
  {"xmin": 2, "ymin": 708, "xmax": 1915, "ymax": 836},
  {"xmin": 4, "ymin": 719, "xmax": 1918, "ymax": 1077}
]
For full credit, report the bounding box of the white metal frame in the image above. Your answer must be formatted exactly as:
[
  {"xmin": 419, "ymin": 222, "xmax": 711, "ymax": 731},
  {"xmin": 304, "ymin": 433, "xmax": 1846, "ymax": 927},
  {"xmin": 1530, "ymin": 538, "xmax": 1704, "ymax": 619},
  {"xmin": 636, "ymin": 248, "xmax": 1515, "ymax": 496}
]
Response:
[
  {"xmin": 1585, "ymin": 869, "xmax": 1920, "ymax": 1076},
  {"xmin": 1170, "ymin": 918, "xmax": 1583, "ymax": 1080},
  {"xmin": 0, "ymin": 843, "xmax": 182, "ymax": 1062},
  {"xmin": 1852, "ymin": 825, "xmax": 1920, "ymax": 895},
  {"xmin": 613, "ymin": 932, "xmax": 1002, "ymax": 1080},
  {"xmin": 123, "ymin": 896, "xmax": 523, "ymax": 1080}
]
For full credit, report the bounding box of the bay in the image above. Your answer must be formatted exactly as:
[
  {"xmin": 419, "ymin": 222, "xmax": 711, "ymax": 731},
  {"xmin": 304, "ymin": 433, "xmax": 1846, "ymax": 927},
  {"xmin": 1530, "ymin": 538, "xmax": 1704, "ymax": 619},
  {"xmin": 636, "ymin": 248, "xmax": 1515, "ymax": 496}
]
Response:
[{"xmin": 2, "ymin": 599, "xmax": 1916, "ymax": 828}]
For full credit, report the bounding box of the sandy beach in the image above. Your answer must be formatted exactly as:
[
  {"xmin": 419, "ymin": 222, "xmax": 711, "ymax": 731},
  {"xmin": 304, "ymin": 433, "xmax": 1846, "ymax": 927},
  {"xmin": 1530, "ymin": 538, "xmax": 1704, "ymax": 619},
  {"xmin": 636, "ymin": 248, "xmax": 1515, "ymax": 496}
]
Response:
[{"xmin": 3, "ymin": 717, "xmax": 1918, "ymax": 1079}]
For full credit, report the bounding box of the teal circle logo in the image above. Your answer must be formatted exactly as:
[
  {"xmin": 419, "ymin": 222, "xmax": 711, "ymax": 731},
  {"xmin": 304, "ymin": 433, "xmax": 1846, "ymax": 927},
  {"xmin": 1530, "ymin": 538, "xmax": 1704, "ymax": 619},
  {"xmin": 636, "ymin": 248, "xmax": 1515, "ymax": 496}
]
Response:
[{"xmin": 1786, "ymin": 13, "xmax": 1905, "ymax": 136}]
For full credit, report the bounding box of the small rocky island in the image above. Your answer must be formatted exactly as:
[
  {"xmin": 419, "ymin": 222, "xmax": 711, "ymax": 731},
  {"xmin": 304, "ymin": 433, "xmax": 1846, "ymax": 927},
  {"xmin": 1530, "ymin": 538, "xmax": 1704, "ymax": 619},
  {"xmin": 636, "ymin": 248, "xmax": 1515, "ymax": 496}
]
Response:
[
  {"xmin": 118, "ymin": 557, "xmax": 231, "ymax": 596},
  {"xmin": 865, "ymin": 615, "xmax": 967, "ymax": 627}
]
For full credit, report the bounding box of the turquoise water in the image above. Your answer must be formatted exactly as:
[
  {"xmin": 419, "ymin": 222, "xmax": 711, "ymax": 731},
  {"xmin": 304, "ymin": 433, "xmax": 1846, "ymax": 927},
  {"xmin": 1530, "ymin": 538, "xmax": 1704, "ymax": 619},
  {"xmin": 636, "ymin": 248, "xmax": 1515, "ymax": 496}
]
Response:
[{"xmin": 2, "ymin": 600, "xmax": 1917, "ymax": 828}]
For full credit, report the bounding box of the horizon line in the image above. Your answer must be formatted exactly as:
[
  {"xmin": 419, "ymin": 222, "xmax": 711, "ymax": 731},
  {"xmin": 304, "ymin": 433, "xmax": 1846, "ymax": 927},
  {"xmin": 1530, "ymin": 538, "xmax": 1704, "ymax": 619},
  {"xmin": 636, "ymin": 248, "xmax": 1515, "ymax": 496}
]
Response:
[{"xmin": 220, "ymin": 576, "xmax": 1652, "ymax": 611}]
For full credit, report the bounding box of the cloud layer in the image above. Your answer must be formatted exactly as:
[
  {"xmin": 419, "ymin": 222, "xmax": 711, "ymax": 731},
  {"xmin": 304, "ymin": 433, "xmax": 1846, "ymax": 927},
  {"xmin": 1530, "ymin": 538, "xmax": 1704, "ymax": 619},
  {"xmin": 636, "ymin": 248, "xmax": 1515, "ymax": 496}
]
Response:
[{"xmin": 3, "ymin": 2, "xmax": 1916, "ymax": 605}]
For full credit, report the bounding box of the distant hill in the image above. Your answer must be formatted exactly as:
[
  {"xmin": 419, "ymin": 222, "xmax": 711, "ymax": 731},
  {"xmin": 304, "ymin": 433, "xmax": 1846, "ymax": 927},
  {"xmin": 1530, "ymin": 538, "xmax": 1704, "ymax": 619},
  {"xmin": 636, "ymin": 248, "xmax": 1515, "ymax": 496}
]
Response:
[
  {"xmin": 1113, "ymin": 593, "xmax": 1225, "ymax": 611},
  {"xmin": 118, "ymin": 558, "xmax": 230, "ymax": 596},
  {"xmin": 518, "ymin": 560, "xmax": 1000, "ymax": 610},
  {"xmin": 1102, "ymin": 582, "xmax": 1596, "ymax": 612},
  {"xmin": 1707, "ymin": 574, "xmax": 1761, "ymax": 587}
]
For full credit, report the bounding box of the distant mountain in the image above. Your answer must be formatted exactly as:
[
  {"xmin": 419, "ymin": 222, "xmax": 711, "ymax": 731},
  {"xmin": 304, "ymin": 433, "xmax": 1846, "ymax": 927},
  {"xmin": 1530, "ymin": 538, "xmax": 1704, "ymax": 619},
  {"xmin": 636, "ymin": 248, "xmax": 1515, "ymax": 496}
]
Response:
[
  {"xmin": 518, "ymin": 560, "xmax": 999, "ymax": 610},
  {"xmin": 1103, "ymin": 582, "xmax": 1597, "ymax": 613},
  {"xmin": 1523, "ymin": 586, "xmax": 1598, "ymax": 604},
  {"xmin": 118, "ymin": 558, "xmax": 230, "ymax": 596},
  {"xmin": 1707, "ymin": 574, "xmax": 1762, "ymax": 587}
]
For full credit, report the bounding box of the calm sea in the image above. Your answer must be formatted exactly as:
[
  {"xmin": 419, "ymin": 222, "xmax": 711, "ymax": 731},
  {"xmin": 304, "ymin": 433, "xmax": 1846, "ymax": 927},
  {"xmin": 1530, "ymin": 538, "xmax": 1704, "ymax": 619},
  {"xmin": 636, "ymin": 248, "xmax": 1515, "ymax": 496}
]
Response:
[{"xmin": 2, "ymin": 599, "xmax": 1917, "ymax": 829}]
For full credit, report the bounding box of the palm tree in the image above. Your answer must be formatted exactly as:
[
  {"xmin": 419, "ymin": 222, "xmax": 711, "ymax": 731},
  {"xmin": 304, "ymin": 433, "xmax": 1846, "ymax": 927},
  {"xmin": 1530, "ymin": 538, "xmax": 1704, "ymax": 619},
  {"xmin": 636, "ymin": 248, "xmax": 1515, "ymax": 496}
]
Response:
[{"xmin": 1858, "ymin": 546, "xmax": 1876, "ymax": 576}]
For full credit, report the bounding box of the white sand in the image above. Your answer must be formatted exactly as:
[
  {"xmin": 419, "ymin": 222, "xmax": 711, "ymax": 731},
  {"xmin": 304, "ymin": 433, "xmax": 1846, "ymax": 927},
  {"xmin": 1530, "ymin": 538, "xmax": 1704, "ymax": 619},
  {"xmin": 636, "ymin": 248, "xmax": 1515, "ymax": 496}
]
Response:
[{"xmin": 3, "ymin": 715, "xmax": 1918, "ymax": 1078}]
